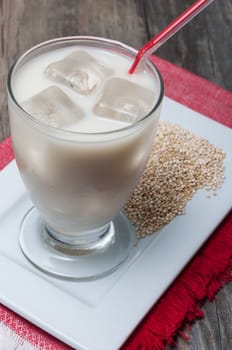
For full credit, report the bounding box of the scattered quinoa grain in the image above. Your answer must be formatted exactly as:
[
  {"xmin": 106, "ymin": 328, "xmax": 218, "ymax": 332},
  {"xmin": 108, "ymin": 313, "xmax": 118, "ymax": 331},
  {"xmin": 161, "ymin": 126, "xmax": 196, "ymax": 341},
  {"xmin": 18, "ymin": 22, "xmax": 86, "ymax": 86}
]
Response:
[{"xmin": 124, "ymin": 121, "xmax": 225, "ymax": 238}]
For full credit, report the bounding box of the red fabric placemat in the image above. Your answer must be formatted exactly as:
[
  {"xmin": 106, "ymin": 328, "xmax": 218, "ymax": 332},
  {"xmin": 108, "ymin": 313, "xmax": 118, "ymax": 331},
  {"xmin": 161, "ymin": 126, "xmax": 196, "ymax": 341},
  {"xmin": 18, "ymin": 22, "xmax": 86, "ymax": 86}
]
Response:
[{"xmin": 0, "ymin": 56, "xmax": 231, "ymax": 350}]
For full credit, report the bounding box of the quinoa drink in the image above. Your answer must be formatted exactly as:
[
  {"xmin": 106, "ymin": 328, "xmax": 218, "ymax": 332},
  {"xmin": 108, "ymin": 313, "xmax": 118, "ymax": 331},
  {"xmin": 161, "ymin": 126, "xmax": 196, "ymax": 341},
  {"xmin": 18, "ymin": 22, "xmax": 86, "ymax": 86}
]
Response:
[{"xmin": 8, "ymin": 37, "xmax": 163, "ymax": 278}]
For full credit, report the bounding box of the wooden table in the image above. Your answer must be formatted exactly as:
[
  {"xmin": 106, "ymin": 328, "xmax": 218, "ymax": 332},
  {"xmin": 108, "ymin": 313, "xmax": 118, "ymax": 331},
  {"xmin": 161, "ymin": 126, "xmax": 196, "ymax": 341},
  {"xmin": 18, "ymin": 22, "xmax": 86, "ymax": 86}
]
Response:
[{"xmin": 0, "ymin": 1, "xmax": 231, "ymax": 349}]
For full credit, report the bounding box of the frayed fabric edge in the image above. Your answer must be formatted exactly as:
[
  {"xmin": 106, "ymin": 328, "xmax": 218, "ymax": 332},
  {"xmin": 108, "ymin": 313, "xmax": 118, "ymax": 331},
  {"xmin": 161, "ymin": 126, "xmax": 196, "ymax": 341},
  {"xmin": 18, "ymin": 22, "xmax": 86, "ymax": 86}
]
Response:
[{"xmin": 0, "ymin": 323, "xmax": 39, "ymax": 350}]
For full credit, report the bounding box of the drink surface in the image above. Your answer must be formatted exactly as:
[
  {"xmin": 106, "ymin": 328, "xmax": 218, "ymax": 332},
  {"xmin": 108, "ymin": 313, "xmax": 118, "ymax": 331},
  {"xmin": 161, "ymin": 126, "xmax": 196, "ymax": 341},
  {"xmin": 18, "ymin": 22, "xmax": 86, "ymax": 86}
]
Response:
[{"xmin": 13, "ymin": 46, "xmax": 157, "ymax": 133}]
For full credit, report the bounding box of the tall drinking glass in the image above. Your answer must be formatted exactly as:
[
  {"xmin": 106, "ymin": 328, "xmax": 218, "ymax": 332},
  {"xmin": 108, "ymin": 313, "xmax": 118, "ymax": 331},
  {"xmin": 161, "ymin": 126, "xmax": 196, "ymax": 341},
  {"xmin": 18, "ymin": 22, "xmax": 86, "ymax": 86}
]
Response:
[{"xmin": 7, "ymin": 37, "xmax": 164, "ymax": 279}]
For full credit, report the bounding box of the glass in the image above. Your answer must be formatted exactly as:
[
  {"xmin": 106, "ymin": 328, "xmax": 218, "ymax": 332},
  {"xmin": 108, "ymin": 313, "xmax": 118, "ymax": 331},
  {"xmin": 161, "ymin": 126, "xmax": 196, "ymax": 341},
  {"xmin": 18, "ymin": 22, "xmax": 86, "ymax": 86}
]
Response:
[{"xmin": 7, "ymin": 36, "xmax": 164, "ymax": 280}]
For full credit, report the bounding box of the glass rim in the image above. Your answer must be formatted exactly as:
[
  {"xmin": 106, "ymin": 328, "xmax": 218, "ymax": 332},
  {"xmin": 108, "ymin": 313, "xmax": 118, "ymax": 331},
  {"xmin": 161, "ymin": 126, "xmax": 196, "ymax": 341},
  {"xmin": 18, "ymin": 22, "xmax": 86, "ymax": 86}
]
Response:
[{"xmin": 7, "ymin": 36, "xmax": 164, "ymax": 138}]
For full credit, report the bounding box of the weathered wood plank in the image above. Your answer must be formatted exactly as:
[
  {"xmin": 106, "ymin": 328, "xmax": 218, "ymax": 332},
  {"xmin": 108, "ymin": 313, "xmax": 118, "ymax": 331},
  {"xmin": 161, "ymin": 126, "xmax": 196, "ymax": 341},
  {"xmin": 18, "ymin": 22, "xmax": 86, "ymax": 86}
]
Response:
[{"xmin": 143, "ymin": 0, "xmax": 232, "ymax": 90}]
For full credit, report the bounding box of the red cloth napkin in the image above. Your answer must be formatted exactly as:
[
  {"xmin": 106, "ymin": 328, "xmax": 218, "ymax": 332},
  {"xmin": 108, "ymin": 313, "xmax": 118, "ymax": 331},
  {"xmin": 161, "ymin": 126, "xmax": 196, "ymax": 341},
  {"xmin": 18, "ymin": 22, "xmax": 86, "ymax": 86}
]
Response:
[{"xmin": 0, "ymin": 56, "xmax": 231, "ymax": 350}]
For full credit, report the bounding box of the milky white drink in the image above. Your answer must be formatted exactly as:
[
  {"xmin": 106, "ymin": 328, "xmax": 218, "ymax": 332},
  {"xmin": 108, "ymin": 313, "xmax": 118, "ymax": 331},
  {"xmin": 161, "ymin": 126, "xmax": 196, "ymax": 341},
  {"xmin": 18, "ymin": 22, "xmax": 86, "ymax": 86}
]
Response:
[{"xmin": 8, "ymin": 38, "xmax": 163, "ymax": 240}]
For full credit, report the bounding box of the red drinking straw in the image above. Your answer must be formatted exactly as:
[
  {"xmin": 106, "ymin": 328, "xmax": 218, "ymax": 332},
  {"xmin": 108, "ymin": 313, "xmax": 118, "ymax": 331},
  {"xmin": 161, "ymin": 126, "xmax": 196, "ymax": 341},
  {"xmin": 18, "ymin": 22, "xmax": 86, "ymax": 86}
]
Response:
[{"xmin": 129, "ymin": 0, "xmax": 214, "ymax": 74}]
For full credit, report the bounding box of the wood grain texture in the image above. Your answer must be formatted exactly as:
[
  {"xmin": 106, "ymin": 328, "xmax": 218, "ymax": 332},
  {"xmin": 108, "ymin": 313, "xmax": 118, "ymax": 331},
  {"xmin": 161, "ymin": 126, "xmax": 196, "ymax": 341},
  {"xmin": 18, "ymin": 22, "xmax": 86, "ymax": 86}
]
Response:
[
  {"xmin": 0, "ymin": 1, "xmax": 232, "ymax": 349},
  {"xmin": 143, "ymin": 0, "xmax": 232, "ymax": 91}
]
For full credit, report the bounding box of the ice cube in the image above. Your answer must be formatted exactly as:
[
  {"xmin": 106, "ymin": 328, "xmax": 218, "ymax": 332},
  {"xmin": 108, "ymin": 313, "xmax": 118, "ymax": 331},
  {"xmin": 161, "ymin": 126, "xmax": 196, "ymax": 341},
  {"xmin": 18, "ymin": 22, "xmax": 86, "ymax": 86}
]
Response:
[
  {"xmin": 22, "ymin": 86, "xmax": 84, "ymax": 129},
  {"xmin": 93, "ymin": 78, "xmax": 154, "ymax": 123},
  {"xmin": 44, "ymin": 51, "xmax": 113, "ymax": 95}
]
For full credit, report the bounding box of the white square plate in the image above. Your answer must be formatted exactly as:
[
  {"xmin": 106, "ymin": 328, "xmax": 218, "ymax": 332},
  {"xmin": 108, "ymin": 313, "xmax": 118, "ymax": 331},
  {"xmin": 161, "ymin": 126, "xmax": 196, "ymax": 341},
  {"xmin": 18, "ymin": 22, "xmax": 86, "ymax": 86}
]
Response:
[{"xmin": 0, "ymin": 97, "xmax": 231, "ymax": 350}]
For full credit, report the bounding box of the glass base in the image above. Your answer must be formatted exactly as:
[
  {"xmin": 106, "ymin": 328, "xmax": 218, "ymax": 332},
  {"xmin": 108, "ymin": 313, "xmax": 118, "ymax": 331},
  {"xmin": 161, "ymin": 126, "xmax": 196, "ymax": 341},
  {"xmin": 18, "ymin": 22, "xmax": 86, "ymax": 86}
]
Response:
[{"xmin": 19, "ymin": 207, "xmax": 137, "ymax": 280}]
